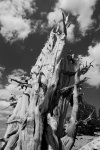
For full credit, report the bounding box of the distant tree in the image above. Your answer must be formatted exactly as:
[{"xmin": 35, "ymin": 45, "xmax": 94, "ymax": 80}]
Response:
[
  {"xmin": 96, "ymin": 108, "xmax": 100, "ymax": 131},
  {"xmin": 77, "ymin": 101, "xmax": 98, "ymax": 135}
]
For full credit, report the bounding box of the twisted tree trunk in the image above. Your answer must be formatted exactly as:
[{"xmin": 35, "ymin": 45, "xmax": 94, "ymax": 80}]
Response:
[{"xmin": 1, "ymin": 16, "xmax": 90, "ymax": 150}]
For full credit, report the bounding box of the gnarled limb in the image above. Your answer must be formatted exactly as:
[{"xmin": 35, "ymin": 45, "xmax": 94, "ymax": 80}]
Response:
[
  {"xmin": 59, "ymin": 60, "xmax": 80, "ymax": 150},
  {"xmin": 56, "ymin": 92, "xmax": 72, "ymax": 138}
]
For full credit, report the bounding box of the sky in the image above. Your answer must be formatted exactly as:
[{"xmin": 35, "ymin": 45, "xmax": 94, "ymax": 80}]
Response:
[{"xmin": 0, "ymin": 0, "xmax": 100, "ymax": 112}]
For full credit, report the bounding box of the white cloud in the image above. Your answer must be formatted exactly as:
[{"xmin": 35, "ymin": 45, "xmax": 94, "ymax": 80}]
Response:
[
  {"xmin": 47, "ymin": 9, "xmax": 62, "ymax": 27},
  {"xmin": 0, "ymin": 67, "xmax": 5, "ymax": 72},
  {"xmin": 40, "ymin": 12, "xmax": 48, "ymax": 17},
  {"xmin": 88, "ymin": 43, "xmax": 100, "ymax": 63},
  {"xmin": 0, "ymin": 101, "xmax": 9, "ymax": 108},
  {"xmin": 8, "ymin": 69, "xmax": 27, "ymax": 78},
  {"xmin": 7, "ymin": 68, "xmax": 27, "ymax": 95},
  {"xmin": 0, "ymin": 89, "xmax": 11, "ymax": 100},
  {"xmin": 0, "ymin": 109, "xmax": 12, "ymax": 115},
  {"xmin": 0, "ymin": 69, "xmax": 27, "ymax": 100},
  {"xmin": 0, "ymin": 114, "xmax": 6, "ymax": 121},
  {"xmin": 47, "ymin": 0, "xmax": 97, "ymax": 40},
  {"xmin": 5, "ymin": 84, "xmax": 24, "ymax": 95},
  {"xmin": 0, "ymin": 0, "xmax": 37, "ymax": 41},
  {"xmin": 0, "ymin": 15, "xmax": 31, "ymax": 41},
  {"xmin": 67, "ymin": 24, "xmax": 75, "ymax": 42},
  {"xmin": 47, "ymin": 9, "xmax": 75, "ymax": 41},
  {"xmin": 79, "ymin": 43, "xmax": 100, "ymax": 88}
]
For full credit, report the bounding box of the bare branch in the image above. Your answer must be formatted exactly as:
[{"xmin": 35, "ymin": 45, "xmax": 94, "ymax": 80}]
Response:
[
  {"xmin": 7, "ymin": 119, "xmax": 21, "ymax": 124},
  {"xmin": 60, "ymin": 85, "xmax": 73, "ymax": 94},
  {"xmin": 78, "ymin": 60, "xmax": 94, "ymax": 76},
  {"xmin": 78, "ymin": 110, "xmax": 94, "ymax": 125},
  {"xmin": 78, "ymin": 77, "xmax": 90, "ymax": 86}
]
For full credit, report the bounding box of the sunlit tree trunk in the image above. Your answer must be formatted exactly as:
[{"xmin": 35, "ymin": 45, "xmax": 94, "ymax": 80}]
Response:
[{"xmin": 1, "ymin": 16, "xmax": 91, "ymax": 150}]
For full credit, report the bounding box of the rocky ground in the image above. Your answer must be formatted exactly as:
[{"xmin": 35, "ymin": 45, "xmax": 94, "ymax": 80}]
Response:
[
  {"xmin": 72, "ymin": 133, "xmax": 100, "ymax": 150},
  {"xmin": 0, "ymin": 127, "xmax": 100, "ymax": 150},
  {"xmin": 0, "ymin": 107, "xmax": 100, "ymax": 150},
  {"xmin": 72, "ymin": 135, "xmax": 95, "ymax": 150}
]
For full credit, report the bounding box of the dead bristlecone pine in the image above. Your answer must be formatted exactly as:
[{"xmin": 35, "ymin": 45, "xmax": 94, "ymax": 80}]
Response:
[{"xmin": 1, "ymin": 13, "xmax": 92, "ymax": 150}]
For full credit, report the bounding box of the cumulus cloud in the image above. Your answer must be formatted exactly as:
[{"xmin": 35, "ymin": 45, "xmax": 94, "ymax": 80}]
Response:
[
  {"xmin": 0, "ymin": 16, "xmax": 32, "ymax": 41},
  {"xmin": 0, "ymin": 68, "xmax": 27, "ymax": 100},
  {"xmin": 47, "ymin": 0, "xmax": 97, "ymax": 41},
  {"xmin": 67, "ymin": 24, "xmax": 75, "ymax": 42},
  {"xmin": 0, "ymin": 0, "xmax": 37, "ymax": 41},
  {"xmin": 7, "ymin": 69, "xmax": 27, "ymax": 95},
  {"xmin": 0, "ymin": 101, "xmax": 9, "ymax": 108},
  {"xmin": 0, "ymin": 113, "xmax": 7, "ymax": 121},
  {"xmin": 0, "ymin": 67, "xmax": 5, "ymax": 72},
  {"xmin": 47, "ymin": 9, "xmax": 62, "ymax": 27},
  {"xmin": 5, "ymin": 84, "xmax": 24, "ymax": 95},
  {"xmin": 0, "ymin": 89, "xmax": 11, "ymax": 100},
  {"xmin": 8, "ymin": 69, "xmax": 27, "ymax": 79},
  {"xmin": 31, "ymin": 19, "xmax": 48, "ymax": 34},
  {"xmin": 79, "ymin": 42, "xmax": 100, "ymax": 88}
]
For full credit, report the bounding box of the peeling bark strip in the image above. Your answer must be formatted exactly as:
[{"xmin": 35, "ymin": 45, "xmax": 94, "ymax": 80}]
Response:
[
  {"xmin": 4, "ymin": 132, "xmax": 19, "ymax": 150},
  {"xmin": 2, "ymin": 14, "xmax": 92, "ymax": 150}
]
